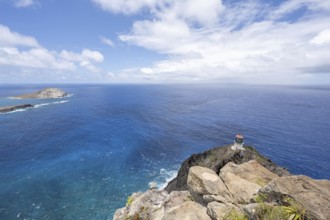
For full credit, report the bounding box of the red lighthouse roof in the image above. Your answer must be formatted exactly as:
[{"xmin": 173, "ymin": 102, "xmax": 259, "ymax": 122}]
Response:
[{"xmin": 236, "ymin": 134, "xmax": 244, "ymax": 139}]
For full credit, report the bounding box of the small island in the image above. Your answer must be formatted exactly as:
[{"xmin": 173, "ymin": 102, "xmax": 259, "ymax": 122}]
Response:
[
  {"xmin": 15, "ymin": 88, "xmax": 68, "ymax": 99},
  {"xmin": 1, "ymin": 88, "xmax": 69, "ymax": 113},
  {"xmin": 0, "ymin": 104, "xmax": 34, "ymax": 113}
]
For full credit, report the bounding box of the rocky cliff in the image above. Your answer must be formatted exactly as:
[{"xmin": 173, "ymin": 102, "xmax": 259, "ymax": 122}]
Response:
[
  {"xmin": 113, "ymin": 145, "xmax": 330, "ymax": 220},
  {"xmin": 165, "ymin": 145, "xmax": 289, "ymax": 192},
  {"xmin": 15, "ymin": 88, "xmax": 68, "ymax": 99}
]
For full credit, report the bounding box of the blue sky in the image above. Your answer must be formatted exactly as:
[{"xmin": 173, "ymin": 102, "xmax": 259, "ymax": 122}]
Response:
[{"xmin": 0, "ymin": 0, "xmax": 330, "ymax": 84}]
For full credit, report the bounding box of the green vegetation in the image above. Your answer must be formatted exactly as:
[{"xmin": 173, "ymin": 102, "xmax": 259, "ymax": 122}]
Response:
[
  {"xmin": 281, "ymin": 197, "xmax": 308, "ymax": 220},
  {"xmin": 255, "ymin": 177, "xmax": 267, "ymax": 186},
  {"xmin": 254, "ymin": 193, "xmax": 309, "ymax": 220},
  {"xmin": 126, "ymin": 196, "xmax": 134, "ymax": 206},
  {"xmin": 224, "ymin": 208, "xmax": 248, "ymax": 220},
  {"xmin": 255, "ymin": 193, "xmax": 268, "ymax": 203}
]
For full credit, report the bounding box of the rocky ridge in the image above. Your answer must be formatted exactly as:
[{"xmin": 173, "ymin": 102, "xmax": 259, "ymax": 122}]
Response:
[
  {"xmin": 15, "ymin": 88, "xmax": 68, "ymax": 99},
  {"xmin": 113, "ymin": 145, "xmax": 330, "ymax": 220}
]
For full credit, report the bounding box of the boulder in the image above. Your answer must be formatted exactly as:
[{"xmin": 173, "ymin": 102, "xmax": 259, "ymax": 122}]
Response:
[
  {"xmin": 260, "ymin": 175, "xmax": 330, "ymax": 220},
  {"xmin": 219, "ymin": 161, "xmax": 278, "ymax": 204},
  {"xmin": 227, "ymin": 160, "xmax": 278, "ymax": 186},
  {"xmin": 165, "ymin": 145, "xmax": 289, "ymax": 192},
  {"xmin": 164, "ymin": 191, "xmax": 192, "ymax": 210},
  {"xmin": 162, "ymin": 201, "xmax": 211, "ymax": 220},
  {"xmin": 187, "ymin": 166, "xmax": 232, "ymax": 203},
  {"xmin": 207, "ymin": 201, "xmax": 245, "ymax": 220}
]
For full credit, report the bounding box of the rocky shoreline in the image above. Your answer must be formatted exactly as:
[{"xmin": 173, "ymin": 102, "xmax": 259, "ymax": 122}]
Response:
[
  {"xmin": 113, "ymin": 145, "xmax": 330, "ymax": 220},
  {"xmin": 0, "ymin": 104, "xmax": 34, "ymax": 113}
]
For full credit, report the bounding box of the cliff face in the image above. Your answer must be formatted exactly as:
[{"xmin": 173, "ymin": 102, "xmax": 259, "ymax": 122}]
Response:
[
  {"xmin": 165, "ymin": 145, "xmax": 289, "ymax": 192},
  {"xmin": 113, "ymin": 146, "xmax": 330, "ymax": 220},
  {"xmin": 15, "ymin": 88, "xmax": 68, "ymax": 99}
]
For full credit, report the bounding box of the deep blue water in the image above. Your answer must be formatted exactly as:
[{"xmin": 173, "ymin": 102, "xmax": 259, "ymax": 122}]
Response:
[{"xmin": 0, "ymin": 84, "xmax": 329, "ymax": 220}]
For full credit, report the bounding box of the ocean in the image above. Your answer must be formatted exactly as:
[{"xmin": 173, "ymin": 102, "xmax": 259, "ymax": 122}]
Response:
[{"xmin": 0, "ymin": 84, "xmax": 329, "ymax": 220}]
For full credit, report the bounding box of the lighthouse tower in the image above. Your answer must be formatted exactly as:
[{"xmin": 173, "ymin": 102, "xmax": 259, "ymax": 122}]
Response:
[{"xmin": 231, "ymin": 134, "xmax": 244, "ymax": 150}]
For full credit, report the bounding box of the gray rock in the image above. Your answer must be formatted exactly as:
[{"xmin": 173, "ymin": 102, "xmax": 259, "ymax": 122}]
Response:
[
  {"xmin": 203, "ymin": 194, "xmax": 228, "ymax": 204},
  {"xmin": 220, "ymin": 162, "xmax": 262, "ymax": 204},
  {"xmin": 15, "ymin": 88, "xmax": 68, "ymax": 99},
  {"xmin": 260, "ymin": 175, "xmax": 330, "ymax": 220},
  {"xmin": 165, "ymin": 145, "xmax": 289, "ymax": 192},
  {"xmin": 207, "ymin": 201, "xmax": 244, "ymax": 220},
  {"xmin": 162, "ymin": 201, "xmax": 211, "ymax": 220},
  {"xmin": 187, "ymin": 166, "xmax": 232, "ymax": 203},
  {"xmin": 226, "ymin": 160, "xmax": 278, "ymax": 186},
  {"xmin": 164, "ymin": 191, "xmax": 192, "ymax": 209},
  {"xmin": 113, "ymin": 190, "xmax": 168, "ymax": 220},
  {"xmin": 149, "ymin": 182, "xmax": 158, "ymax": 190}
]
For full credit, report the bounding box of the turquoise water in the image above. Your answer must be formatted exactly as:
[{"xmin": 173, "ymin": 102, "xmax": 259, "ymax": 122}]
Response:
[{"xmin": 0, "ymin": 84, "xmax": 329, "ymax": 219}]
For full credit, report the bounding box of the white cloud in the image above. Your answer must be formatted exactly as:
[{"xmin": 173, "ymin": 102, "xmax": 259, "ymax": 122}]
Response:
[
  {"xmin": 0, "ymin": 24, "xmax": 104, "ymax": 74},
  {"xmin": 92, "ymin": 0, "xmax": 159, "ymax": 14},
  {"xmin": 0, "ymin": 47, "xmax": 75, "ymax": 70},
  {"xmin": 140, "ymin": 67, "xmax": 154, "ymax": 74},
  {"xmin": 105, "ymin": 0, "xmax": 330, "ymax": 83},
  {"xmin": 81, "ymin": 49, "xmax": 104, "ymax": 62},
  {"xmin": 14, "ymin": 0, "xmax": 36, "ymax": 8},
  {"xmin": 0, "ymin": 24, "xmax": 39, "ymax": 47},
  {"xmin": 310, "ymin": 29, "xmax": 330, "ymax": 45},
  {"xmin": 100, "ymin": 36, "xmax": 115, "ymax": 47},
  {"xmin": 80, "ymin": 61, "xmax": 100, "ymax": 73}
]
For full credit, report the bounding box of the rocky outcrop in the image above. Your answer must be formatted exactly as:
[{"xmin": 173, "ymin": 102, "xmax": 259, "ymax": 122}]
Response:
[
  {"xmin": 0, "ymin": 104, "xmax": 34, "ymax": 113},
  {"xmin": 207, "ymin": 201, "xmax": 243, "ymax": 220},
  {"xmin": 113, "ymin": 146, "xmax": 330, "ymax": 220},
  {"xmin": 219, "ymin": 160, "xmax": 278, "ymax": 204},
  {"xmin": 113, "ymin": 190, "xmax": 194, "ymax": 220},
  {"xmin": 165, "ymin": 145, "xmax": 289, "ymax": 192},
  {"xmin": 260, "ymin": 175, "xmax": 330, "ymax": 220},
  {"xmin": 15, "ymin": 88, "xmax": 68, "ymax": 99},
  {"xmin": 163, "ymin": 201, "xmax": 211, "ymax": 220},
  {"xmin": 187, "ymin": 166, "xmax": 233, "ymax": 204}
]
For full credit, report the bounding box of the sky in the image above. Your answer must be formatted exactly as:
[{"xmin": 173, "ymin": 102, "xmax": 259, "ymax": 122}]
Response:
[{"xmin": 0, "ymin": 0, "xmax": 330, "ymax": 84}]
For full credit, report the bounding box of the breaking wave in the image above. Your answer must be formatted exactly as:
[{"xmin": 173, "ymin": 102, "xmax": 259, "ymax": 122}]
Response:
[
  {"xmin": 34, "ymin": 100, "xmax": 69, "ymax": 108},
  {"xmin": 154, "ymin": 168, "xmax": 178, "ymax": 190}
]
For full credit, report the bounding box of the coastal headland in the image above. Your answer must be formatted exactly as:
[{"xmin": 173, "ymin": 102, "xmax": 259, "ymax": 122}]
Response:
[{"xmin": 113, "ymin": 145, "xmax": 330, "ymax": 220}]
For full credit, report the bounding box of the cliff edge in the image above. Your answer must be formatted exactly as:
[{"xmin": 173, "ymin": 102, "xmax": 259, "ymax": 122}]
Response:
[
  {"xmin": 165, "ymin": 145, "xmax": 289, "ymax": 192},
  {"xmin": 113, "ymin": 145, "xmax": 330, "ymax": 220}
]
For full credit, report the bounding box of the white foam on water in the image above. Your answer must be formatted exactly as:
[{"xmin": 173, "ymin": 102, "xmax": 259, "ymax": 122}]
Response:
[
  {"xmin": 157, "ymin": 168, "xmax": 178, "ymax": 190},
  {"xmin": 4, "ymin": 108, "xmax": 29, "ymax": 114},
  {"xmin": 34, "ymin": 100, "xmax": 69, "ymax": 108},
  {"xmin": 66, "ymin": 94, "xmax": 74, "ymax": 98},
  {"xmin": 8, "ymin": 97, "xmax": 22, "ymax": 99},
  {"xmin": 1, "ymin": 100, "xmax": 69, "ymax": 114}
]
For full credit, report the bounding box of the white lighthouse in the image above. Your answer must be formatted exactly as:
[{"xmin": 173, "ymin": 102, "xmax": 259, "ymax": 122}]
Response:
[{"xmin": 231, "ymin": 134, "xmax": 244, "ymax": 150}]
